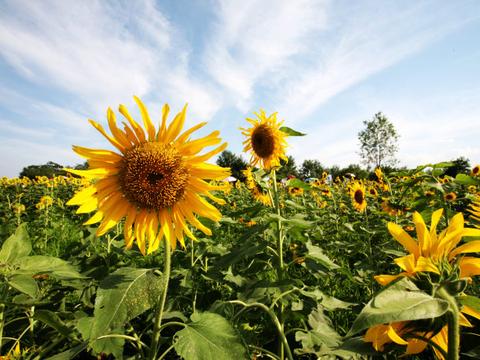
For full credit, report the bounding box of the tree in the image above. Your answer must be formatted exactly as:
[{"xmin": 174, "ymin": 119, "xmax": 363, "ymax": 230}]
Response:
[
  {"xmin": 444, "ymin": 157, "xmax": 470, "ymax": 177},
  {"xmin": 19, "ymin": 161, "xmax": 66, "ymax": 179},
  {"xmin": 300, "ymin": 159, "xmax": 324, "ymax": 179},
  {"xmin": 216, "ymin": 151, "xmax": 248, "ymax": 181},
  {"xmin": 277, "ymin": 155, "xmax": 299, "ymax": 179},
  {"xmin": 358, "ymin": 112, "xmax": 399, "ymax": 169},
  {"xmin": 336, "ymin": 164, "xmax": 369, "ymax": 180}
]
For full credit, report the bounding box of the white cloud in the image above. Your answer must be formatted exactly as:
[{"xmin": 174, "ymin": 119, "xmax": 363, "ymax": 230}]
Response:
[
  {"xmin": 205, "ymin": 0, "xmax": 329, "ymax": 110},
  {"xmin": 277, "ymin": 2, "xmax": 479, "ymax": 122}
]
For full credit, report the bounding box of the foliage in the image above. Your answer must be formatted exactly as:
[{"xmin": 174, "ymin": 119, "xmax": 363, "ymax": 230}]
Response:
[
  {"xmin": 19, "ymin": 161, "xmax": 67, "ymax": 179},
  {"xmin": 277, "ymin": 155, "xmax": 299, "ymax": 179},
  {"xmin": 1, "ymin": 159, "xmax": 480, "ymax": 359},
  {"xmin": 358, "ymin": 112, "xmax": 399, "ymax": 169},
  {"xmin": 300, "ymin": 159, "xmax": 324, "ymax": 179},
  {"xmin": 443, "ymin": 156, "xmax": 471, "ymax": 177},
  {"xmin": 216, "ymin": 151, "xmax": 248, "ymax": 181}
]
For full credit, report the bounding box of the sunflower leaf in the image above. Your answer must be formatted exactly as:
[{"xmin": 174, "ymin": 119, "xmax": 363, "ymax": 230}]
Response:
[
  {"xmin": 279, "ymin": 126, "xmax": 306, "ymax": 136},
  {"xmin": 174, "ymin": 312, "xmax": 248, "ymax": 360},
  {"xmin": 77, "ymin": 267, "xmax": 164, "ymax": 358},
  {"xmin": 0, "ymin": 223, "xmax": 31, "ymax": 264},
  {"xmin": 347, "ymin": 278, "xmax": 449, "ymax": 336}
]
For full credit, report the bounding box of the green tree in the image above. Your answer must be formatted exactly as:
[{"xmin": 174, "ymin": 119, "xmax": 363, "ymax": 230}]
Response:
[
  {"xmin": 300, "ymin": 159, "xmax": 324, "ymax": 179},
  {"xmin": 19, "ymin": 161, "xmax": 66, "ymax": 179},
  {"xmin": 216, "ymin": 151, "xmax": 248, "ymax": 181},
  {"xmin": 358, "ymin": 112, "xmax": 399, "ymax": 169},
  {"xmin": 337, "ymin": 164, "xmax": 369, "ymax": 180},
  {"xmin": 444, "ymin": 157, "xmax": 470, "ymax": 177},
  {"xmin": 277, "ymin": 155, "xmax": 299, "ymax": 179}
]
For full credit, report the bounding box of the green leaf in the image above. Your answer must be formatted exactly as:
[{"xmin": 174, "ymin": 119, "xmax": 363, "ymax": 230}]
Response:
[
  {"xmin": 14, "ymin": 256, "xmax": 84, "ymax": 279},
  {"xmin": 279, "ymin": 126, "xmax": 306, "ymax": 136},
  {"xmin": 34, "ymin": 310, "xmax": 73, "ymax": 337},
  {"xmin": 286, "ymin": 178, "xmax": 311, "ymax": 190},
  {"xmin": 459, "ymin": 295, "xmax": 480, "ymax": 312},
  {"xmin": 45, "ymin": 342, "xmax": 88, "ymax": 360},
  {"xmin": 174, "ymin": 312, "xmax": 248, "ymax": 360},
  {"xmin": 77, "ymin": 317, "xmax": 124, "ymax": 359},
  {"xmin": 299, "ymin": 288, "xmax": 354, "ymax": 311},
  {"xmin": 305, "ymin": 241, "xmax": 339, "ymax": 270},
  {"xmin": 295, "ymin": 306, "xmax": 342, "ymax": 356},
  {"xmin": 8, "ymin": 274, "xmax": 39, "ymax": 298},
  {"xmin": 455, "ymin": 174, "xmax": 480, "ymax": 186},
  {"xmin": 348, "ymin": 278, "xmax": 449, "ymax": 336},
  {"xmin": 78, "ymin": 267, "xmax": 164, "ymax": 358},
  {"xmin": 0, "ymin": 224, "xmax": 31, "ymax": 264}
]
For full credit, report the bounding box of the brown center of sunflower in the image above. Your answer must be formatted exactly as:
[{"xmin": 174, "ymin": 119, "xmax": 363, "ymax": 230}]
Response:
[
  {"xmin": 119, "ymin": 142, "xmax": 190, "ymax": 210},
  {"xmin": 474, "ymin": 167, "xmax": 479, "ymax": 175},
  {"xmin": 354, "ymin": 189, "xmax": 364, "ymax": 204},
  {"xmin": 251, "ymin": 124, "xmax": 275, "ymax": 158}
]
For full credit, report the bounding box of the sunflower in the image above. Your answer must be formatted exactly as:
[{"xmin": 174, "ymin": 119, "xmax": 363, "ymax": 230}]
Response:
[
  {"xmin": 467, "ymin": 195, "xmax": 480, "ymax": 227},
  {"xmin": 288, "ymin": 187, "xmax": 303, "ymax": 196},
  {"xmin": 471, "ymin": 165, "xmax": 480, "ymax": 177},
  {"xmin": 374, "ymin": 167, "xmax": 383, "ymax": 182},
  {"xmin": 67, "ymin": 97, "xmax": 230, "ymax": 254},
  {"xmin": 242, "ymin": 167, "xmax": 256, "ymax": 189},
  {"xmin": 374, "ymin": 209, "xmax": 480, "ymax": 286},
  {"xmin": 240, "ymin": 110, "xmax": 288, "ymax": 170},
  {"xmin": 349, "ymin": 181, "xmax": 367, "ymax": 212},
  {"xmin": 251, "ymin": 185, "xmax": 272, "ymax": 206},
  {"xmin": 364, "ymin": 321, "xmax": 448, "ymax": 358},
  {"xmin": 368, "ymin": 187, "xmax": 378, "ymax": 197},
  {"xmin": 444, "ymin": 192, "xmax": 457, "ymax": 202}
]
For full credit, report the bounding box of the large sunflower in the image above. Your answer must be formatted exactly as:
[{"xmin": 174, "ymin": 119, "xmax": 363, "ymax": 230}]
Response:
[
  {"xmin": 349, "ymin": 181, "xmax": 367, "ymax": 212},
  {"xmin": 375, "ymin": 209, "xmax": 480, "ymax": 286},
  {"xmin": 240, "ymin": 110, "xmax": 288, "ymax": 170},
  {"xmin": 67, "ymin": 97, "xmax": 230, "ymax": 255}
]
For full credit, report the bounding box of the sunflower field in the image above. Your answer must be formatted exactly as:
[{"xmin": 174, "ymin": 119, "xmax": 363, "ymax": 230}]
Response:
[{"xmin": 1, "ymin": 99, "xmax": 480, "ymax": 360}]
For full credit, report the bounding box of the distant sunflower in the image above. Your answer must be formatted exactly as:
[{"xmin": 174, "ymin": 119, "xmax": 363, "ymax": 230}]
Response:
[
  {"xmin": 368, "ymin": 187, "xmax": 378, "ymax": 197},
  {"xmin": 444, "ymin": 192, "xmax": 457, "ymax": 202},
  {"xmin": 241, "ymin": 110, "xmax": 288, "ymax": 170},
  {"xmin": 288, "ymin": 187, "xmax": 303, "ymax": 196},
  {"xmin": 251, "ymin": 186, "xmax": 272, "ymax": 206},
  {"xmin": 67, "ymin": 97, "xmax": 230, "ymax": 255},
  {"xmin": 350, "ymin": 181, "xmax": 367, "ymax": 212},
  {"xmin": 471, "ymin": 165, "xmax": 480, "ymax": 177}
]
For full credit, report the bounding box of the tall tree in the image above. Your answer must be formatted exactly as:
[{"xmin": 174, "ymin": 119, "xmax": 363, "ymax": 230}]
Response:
[
  {"xmin": 358, "ymin": 112, "xmax": 399, "ymax": 169},
  {"xmin": 300, "ymin": 159, "xmax": 324, "ymax": 179},
  {"xmin": 216, "ymin": 150, "xmax": 248, "ymax": 181}
]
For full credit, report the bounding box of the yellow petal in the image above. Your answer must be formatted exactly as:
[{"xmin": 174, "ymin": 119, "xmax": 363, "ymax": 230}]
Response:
[
  {"xmin": 449, "ymin": 240, "xmax": 480, "ymax": 260},
  {"xmin": 459, "ymin": 257, "xmax": 480, "ymax": 278},
  {"xmin": 176, "ymin": 121, "xmax": 207, "ymax": 143},
  {"xmin": 133, "ymin": 96, "xmax": 156, "ymax": 141},
  {"xmin": 462, "ymin": 305, "xmax": 480, "ymax": 320},
  {"xmin": 387, "ymin": 325, "xmax": 408, "ymax": 345},
  {"xmin": 88, "ymin": 119, "xmax": 125, "ymax": 153},
  {"xmin": 157, "ymin": 103, "xmax": 170, "ymax": 141},
  {"xmin": 415, "ymin": 256, "xmax": 440, "ymax": 274},
  {"xmin": 413, "ymin": 212, "xmax": 430, "ymax": 256},
  {"xmin": 107, "ymin": 108, "xmax": 131, "ymax": 148},
  {"xmin": 165, "ymin": 104, "xmax": 187, "ymax": 143},
  {"xmin": 405, "ymin": 337, "xmax": 428, "ymax": 355},
  {"xmin": 119, "ymin": 104, "xmax": 146, "ymax": 142},
  {"xmin": 388, "ymin": 222, "xmax": 419, "ymax": 257},
  {"xmin": 374, "ymin": 274, "xmax": 404, "ymax": 286},
  {"xmin": 67, "ymin": 186, "xmax": 97, "ymax": 205},
  {"xmin": 84, "ymin": 210, "xmax": 104, "ymax": 225},
  {"xmin": 394, "ymin": 254, "xmax": 416, "ymax": 273}
]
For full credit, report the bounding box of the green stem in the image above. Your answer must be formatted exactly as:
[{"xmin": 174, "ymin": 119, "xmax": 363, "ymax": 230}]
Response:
[
  {"xmin": 148, "ymin": 236, "xmax": 172, "ymax": 360},
  {"xmin": 271, "ymin": 170, "xmax": 285, "ymax": 360},
  {"xmin": 437, "ymin": 287, "xmax": 460, "ymax": 360},
  {"xmin": 0, "ymin": 303, "xmax": 4, "ymax": 354},
  {"xmin": 228, "ymin": 301, "xmax": 294, "ymax": 360}
]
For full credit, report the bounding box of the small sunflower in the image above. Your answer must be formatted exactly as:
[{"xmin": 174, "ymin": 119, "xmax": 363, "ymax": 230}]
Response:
[
  {"xmin": 368, "ymin": 187, "xmax": 378, "ymax": 197},
  {"xmin": 471, "ymin": 165, "xmax": 480, "ymax": 177},
  {"xmin": 251, "ymin": 186, "xmax": 272, "ymax": 206},
  {"xmin": 444, "ymin": 192, "xmax": 457, "ymax": 202},
  {"xmin": 288, "ymin": 187, "xmax": 303, "ymax": 196},
  {"xmin": 349, "ymin": 181, "xmax": 367, "ymax": 212},
  {"xmin": 240, "ymin": 110, "xmax": 288, "ymax": 170},
  {"xmin": 67, "ymin": 97, "xmax": 230, "ymax": 254},
  {"xmin": 374, "ymin": 167, "xmax": 383, "ymax": 182}
]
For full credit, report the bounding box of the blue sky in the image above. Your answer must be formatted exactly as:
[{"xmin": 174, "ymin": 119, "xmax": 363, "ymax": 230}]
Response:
[{"xmin": 0, "ymin": 0, "xmax": 479, "ymax": 177}]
